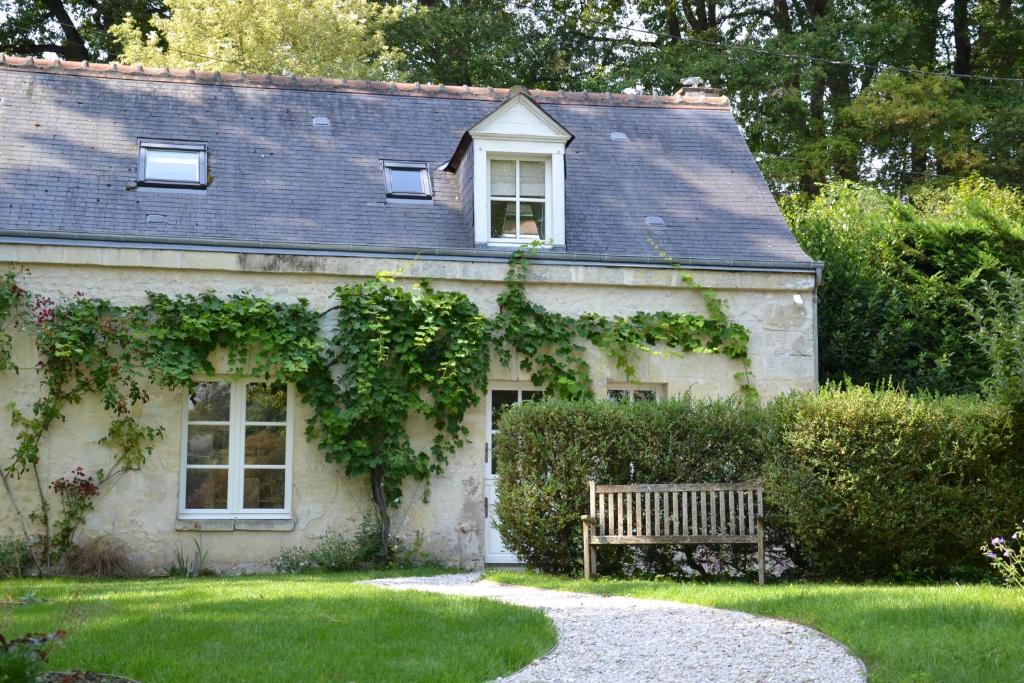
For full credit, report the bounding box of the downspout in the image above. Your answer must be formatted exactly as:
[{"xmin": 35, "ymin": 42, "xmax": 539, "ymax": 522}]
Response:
[{"xmin": 812, "ymin": 262, "xmax": 823, "ymax": 391}]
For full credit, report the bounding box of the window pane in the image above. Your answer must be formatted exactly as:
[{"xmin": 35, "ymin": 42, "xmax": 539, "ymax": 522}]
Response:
[
  {"xmin": 144, "ymin": 148, "xmax": 200, "ymax": 183},
  {"xmin": 520, "ymin": 202, "xmax": 545, "ymax": 238},
  {"xmin": 185, "ymin": 469, "xmax": 228, "ymax": 509},
  {"xmin": 490, "ymin": 390, "xmax": 519, "ymax": 430},
  {"xmin": 520, "ymin": 161, "xmax": 545, "ymax": 197},
  {"xmin": 490, "ymin": 160, "xmax": 515, "ymax": 196},
  {"xmin": 186, "ymin": 424, "xmax": 229, "ymax": 465},
  {"xmin": 490, "ymin": 201, "xmax": 517, "ymax": 238},
  {"xmin": 245, "ymin": 426, "xmax": 286, "ymax": 465},
  {"xmin": 633, "ymin": 390, "xmax": 657, "ymax": 402},
  {"xmin": 188, "ymin": 382, "xmax": 230, "ymax": 421},
  {"xmin": 244, "ymin": 469, "xmax": 285, "ymax": 509},
  {"xmin": 247, "ymin": 382, "xmax": 287, "ymax": 422},
  {"xmin": 388, "ymin": 168, "xmax": 427, "ymax": 195},
  {"xmin": 607, "ymin": 389, "xmax": 629, "ymax": 403}
]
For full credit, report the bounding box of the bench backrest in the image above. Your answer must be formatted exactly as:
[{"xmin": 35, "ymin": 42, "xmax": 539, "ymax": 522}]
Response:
[{"xmin": 588, "ymin": 481, "xmax": 763, "ymax": 544}]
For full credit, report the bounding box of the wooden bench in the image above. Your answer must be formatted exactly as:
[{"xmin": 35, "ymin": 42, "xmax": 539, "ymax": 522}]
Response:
[{"xmin": 581, "ymin": 481, "xmax": 766, "ymax": 584}]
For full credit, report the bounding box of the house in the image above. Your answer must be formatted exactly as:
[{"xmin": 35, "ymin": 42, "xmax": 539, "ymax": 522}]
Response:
[{"xmin": 0, "ymin": 56, "xmax": 819, "ymax": 571}]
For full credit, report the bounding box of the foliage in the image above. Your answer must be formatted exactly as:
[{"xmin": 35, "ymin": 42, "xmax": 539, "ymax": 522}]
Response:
[
  {"xmin": 48, "ymin": 467, "xmax": 100, "ymax": 565},
  {"xmin": 0, "ymin": 630, "xmax": 63, "ymax": 683},
  {"xmin": 492, "ymin": 247, "xmax": 754, "ymax": 400},
  {"xmin": 112, "ymin": 0, "xmax": 404, "ymax": 80},
  {"xmin": 300, "ymin": 273, "xmax": 492, "ymax": 558},
  {"xmin": 0, "ymin": 538, "xmax": 31, "ymax": 579},
  {"xmin": 785, "ymin": 178, "xmax": 1024, "ymax": 394},
  {"xmin": 0, "ymin": 575, "xmax": 555, "ymax": 683},
  {"xmin": 983, "ymin": 520, "xmax": 1024, "ymax": 589},
  {"xmin": 275, "ymin": 512, "xmax": 428, "ymax": 572},
  {"xmin": 493, "ymin": 395, "xmax": 778, "ymax": 576},
  {"xmin": 490, "ymin": 572, "xmax": 1024, "ymax": 683},
  {"xmin": 168, "ymin": 537, "xmax": 209, "ymax": 578},
  {"xmin": 965, "ymin": 270, "xmax": 1024, "ymax": 418},
  {"xmin": 765, "ymin": 384, "xmax": 1024, "ymax": 581}
]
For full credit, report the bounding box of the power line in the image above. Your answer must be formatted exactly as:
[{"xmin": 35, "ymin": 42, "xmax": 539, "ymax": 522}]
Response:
[{"xmin": 510, "ymin": 0, "xmax": 1024, "ymax": 85}]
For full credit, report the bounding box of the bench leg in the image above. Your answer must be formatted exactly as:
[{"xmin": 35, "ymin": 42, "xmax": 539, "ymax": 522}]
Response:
[
  {"xmin": 756, "ymin": 516, "xmax": 765, "ymax": 586},
  {"xmin": 582, "ymin": 520, "xmax": 592, "ymax": 580},
  {"xmin": 591, "ymin": 547, "xmax": 597, "ymax": 578}
]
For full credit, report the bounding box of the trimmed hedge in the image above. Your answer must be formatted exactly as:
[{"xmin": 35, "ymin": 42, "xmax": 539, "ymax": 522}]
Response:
[
  {"xmin": 492, "ymin": 395, "xmax": 780, "ymax": 577},
  {"xmin": 494, "ymin": 387, "xmax": 1024, "ymax": 581},
  {"xmin": 766, "ymin": 385, "xmax": 1024, "ymax": 581}
]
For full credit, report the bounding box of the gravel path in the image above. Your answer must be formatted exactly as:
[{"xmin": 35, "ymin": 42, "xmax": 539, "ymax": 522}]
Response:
[{"xmin": 364, "ymin": 573, "xmax": 866, "ymax": 682}]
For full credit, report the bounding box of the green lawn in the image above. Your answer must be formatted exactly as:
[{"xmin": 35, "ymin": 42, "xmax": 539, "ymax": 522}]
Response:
[
  {"xmin": 488, "ymin": 571, "xmax": 1023, "ymax": 683},
  {"xmin": 0, "ymin": 570, "xmax": 555, "ymax": 683}
]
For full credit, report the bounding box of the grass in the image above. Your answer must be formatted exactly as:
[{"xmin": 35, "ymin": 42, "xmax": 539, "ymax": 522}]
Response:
[
  {"xmin": 0, "ymin": 569, "xmax": 556, "ymax": 683},
  {"xmin": 487, "ymin": 571, "xmax": 1023, "ymax": 683}
]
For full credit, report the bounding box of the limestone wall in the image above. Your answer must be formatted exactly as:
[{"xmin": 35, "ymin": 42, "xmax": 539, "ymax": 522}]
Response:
[{"xmin": 0, "ymin": 244, "xmax": 817, "ymax": 572}]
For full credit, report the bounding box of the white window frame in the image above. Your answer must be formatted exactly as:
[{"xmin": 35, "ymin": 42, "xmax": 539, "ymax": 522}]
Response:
[
  {"xmin": 473, "ymin": 139, "xmax": 565, "ymax": 247},
  {"xmin": 486, "ymin": 155, "xmax": 552, "ymax": 243},
  {"xmin": 605, "ymin": 383, "xmax": 665, "ymax": 403},
  {"xmin": 138, "ymin": 139, "xmax": 208, "ymax": 188},
  {"xmin": 178, "ymin": 379, "xmax": 294, "ymax": 520}
]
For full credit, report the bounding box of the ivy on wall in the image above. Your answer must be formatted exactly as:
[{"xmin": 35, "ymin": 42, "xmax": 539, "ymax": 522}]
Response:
[{"xmin": 0, "ymin": 249, "xmax": 752, "ymax": 569}]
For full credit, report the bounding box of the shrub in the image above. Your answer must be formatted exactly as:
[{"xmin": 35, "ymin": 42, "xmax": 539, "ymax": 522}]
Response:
[
  {"xmin": 785, "ymin": 178, "xmax": 1024, "ymax": 395},
  {"xmin": 0, "ymin": 539, "xmax": 31, "ymax": 579},
  {"xmin": 276, "ymin": 513, "xmax": 429, "ymax": 573},
  {"xmin": 0, "ymin": 631, "xmax": 64, "ymax": 683},
  {"xmin": 493, "ymin": 395, "xmax": 782, "ymax": 577},
  {"xmin": 71, "ymin": 537, "xmax": 136, "ymax": 578},
  {"xmin": 765, "ymin": 384, "xmax": 1024, "ymax": 581}
]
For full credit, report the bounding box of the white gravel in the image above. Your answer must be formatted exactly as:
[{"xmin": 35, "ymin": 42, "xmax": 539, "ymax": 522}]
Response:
[{"xmin": 363, "ymin": 572, "xmax": 867, "ymax": 683}]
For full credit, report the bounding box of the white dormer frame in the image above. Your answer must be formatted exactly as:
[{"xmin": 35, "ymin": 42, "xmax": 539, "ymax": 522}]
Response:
[{"xmin": 469, "ymin": 93, "xmax": 572, "ymax": 248}]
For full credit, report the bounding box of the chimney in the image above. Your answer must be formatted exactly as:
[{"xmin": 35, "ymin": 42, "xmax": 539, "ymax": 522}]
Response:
[{"xmin": 673, "ymin": 76, "xmax": 721, "ymax": 99}]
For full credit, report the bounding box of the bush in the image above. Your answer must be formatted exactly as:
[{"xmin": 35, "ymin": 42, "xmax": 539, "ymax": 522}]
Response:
[
  {"xmin": 785, "ymin": 178, "xmax": 1024, "ymax": 395},
  {"xmin": 276, "ymin": 513, "xmax": 428, "ymax": 573},
  {"xmin": 765, "ymin": 384, "xmax": 1024, "ymax": 581},
  {"xmin": 71, "ymin": 537, "xmax": 136, "ymax": 578},
  {"xmin": 0, "ymin": 539, "xmax": 31, "ymax": 579},
  {"xmin": 493, "ymin": 395, "xmax": 782, "ymax": 577}
]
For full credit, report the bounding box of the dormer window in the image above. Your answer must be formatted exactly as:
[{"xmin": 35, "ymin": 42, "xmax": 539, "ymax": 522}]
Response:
[
  {"xmin": 489, "ymin": 158, "xmax": 547, "ymax": 240},
  {"xmin": 382, "ymin": 161, "xmax": 432, "ymax": 200},
  {"xmin": 449, "ymin": 89, "xmax": 572, "ymax": 248},
  {"xmin": 138, "ymin": 140, "xmax": 207, "ymax": 188}
]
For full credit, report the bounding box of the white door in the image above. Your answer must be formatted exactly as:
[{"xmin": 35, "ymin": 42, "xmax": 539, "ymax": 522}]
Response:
[{"xmin": 484, "ymin": 387, "xmax": 543, "ymax": 564}]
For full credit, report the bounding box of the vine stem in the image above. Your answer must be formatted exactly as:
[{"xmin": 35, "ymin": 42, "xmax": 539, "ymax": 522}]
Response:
[{"xmin": 0, "ymin": 467, "xmax": 43, "ymax": 572}]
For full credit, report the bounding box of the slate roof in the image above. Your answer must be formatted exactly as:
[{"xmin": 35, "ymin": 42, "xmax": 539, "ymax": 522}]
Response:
[{"xmin": 0, "ymin": 55, "xmax": 814, "ymax": 268}]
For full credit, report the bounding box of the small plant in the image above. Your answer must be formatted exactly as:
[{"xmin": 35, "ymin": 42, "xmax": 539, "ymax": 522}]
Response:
[
  {"xmin": 0, "ymin": 630, "xmax": 64, "ymax": 683},
  {"xmin": 49, "ymin": 467, "xmax": 101, "ymax": 568},
  {"xmin": 169, "ymin": 537, "xmax": 209, "ymax": 578},
  {"xmin": 983, "ymin": 520, "xmax": 1024, "ymax": 588},
  {"xmin": 72, "ymin": 537, "xmax": 136, "ymax": 578},
  {"xmin": 0, "ymin": 539, "xmax": 31, "ymax": 579},
  {"xmin": 275, "ymin": 512, "xmax": 430, "ymax": 573}
]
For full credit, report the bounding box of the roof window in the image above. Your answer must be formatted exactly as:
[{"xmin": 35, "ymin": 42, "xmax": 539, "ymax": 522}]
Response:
[
  {"xmin": 138, "ymin": 140, "xmax": 207, "ymax": 188},
  {"xmin": 382, "ymin": 161, "xmax": 432, "ymax": 200}
]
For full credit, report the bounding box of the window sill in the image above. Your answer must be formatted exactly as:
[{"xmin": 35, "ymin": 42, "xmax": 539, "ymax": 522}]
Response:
[
  {"xmin": 136, "ymin": 185, "xmax": 208, "ymax": 195},
  {"xmin": 175, "ymin": 517, "xmax": 295, "ymax": 532}
]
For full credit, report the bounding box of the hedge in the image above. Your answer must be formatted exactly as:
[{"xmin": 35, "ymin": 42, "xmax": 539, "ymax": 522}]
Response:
[
  {"xmin": 492, "ymin": 395, "xmax": 781, "ymax": 578},
  {"xmin": 494, "ymin": 386, "xmax": 1024, "ymax": 581}
]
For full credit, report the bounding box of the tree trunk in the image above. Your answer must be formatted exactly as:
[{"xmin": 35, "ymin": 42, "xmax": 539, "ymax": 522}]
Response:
[
  {"xmin": 40, "ymin": 0, "xmax": 89, "ymax": 61},
  {"xmin": 371, "ymin": 465, "xmax": 390, "ymax": 563},
  {"xmin": 952, "ymin": 0, "xmax": 972, "ymax": 76}
]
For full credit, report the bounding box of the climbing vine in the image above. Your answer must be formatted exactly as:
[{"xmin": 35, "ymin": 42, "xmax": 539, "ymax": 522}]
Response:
[{"xmin": 0, "ymin": 248, "xmax": 752, "ymax": 569}]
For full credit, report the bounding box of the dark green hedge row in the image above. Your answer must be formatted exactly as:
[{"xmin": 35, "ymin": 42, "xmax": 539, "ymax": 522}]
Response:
[{"xmin": 493, "ymin": 386, "xmax": 1024, "ymax": 581}]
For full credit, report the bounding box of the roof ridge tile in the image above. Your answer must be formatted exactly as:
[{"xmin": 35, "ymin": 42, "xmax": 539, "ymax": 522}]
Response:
[{"xmin": 0, "ymin": 53, "xmax": 730, "ymax": 109}]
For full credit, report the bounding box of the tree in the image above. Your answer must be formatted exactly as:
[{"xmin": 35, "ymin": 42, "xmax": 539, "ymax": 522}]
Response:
[
  {"xmin": 111, "ymin": 0, "xmax": 404, "ymax": 79},
  {"xmin": 0, "ymin": 0, "xmax": 164, "ymax": 60}
]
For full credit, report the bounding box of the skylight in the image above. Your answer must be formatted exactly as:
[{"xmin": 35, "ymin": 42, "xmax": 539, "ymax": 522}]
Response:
[
  {"xmin": 382, "ymin": 161, "xmax": 432, "ymax": 200},
  {"xmin": 138, "ymin": 140, "xmax": 207, "ymax": 188}
]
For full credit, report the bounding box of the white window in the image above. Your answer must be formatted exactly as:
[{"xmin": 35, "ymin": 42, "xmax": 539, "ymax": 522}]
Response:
[
  {"xmin": 489, "ymin": 158, "xmax": 548, "ymax": 240},
  {"xmin": 606, "ymin": 384, "xmax": 663, "ymax": 403},
  {"xmin": 463, "ymin": 92, "xmax": 570, "ymax": 247},
  {"xmin": 179, "ymin": 380, "xmax": 292, "ymax": 519},
  {"xmin": 139, "ymin": 140, "xmax": 207, "ymax": 188}
]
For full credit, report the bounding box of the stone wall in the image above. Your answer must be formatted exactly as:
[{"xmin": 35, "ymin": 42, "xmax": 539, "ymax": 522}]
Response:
[{"xmin": 0, "ymin": 244, "xmax": 817, "ymax": 572}]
